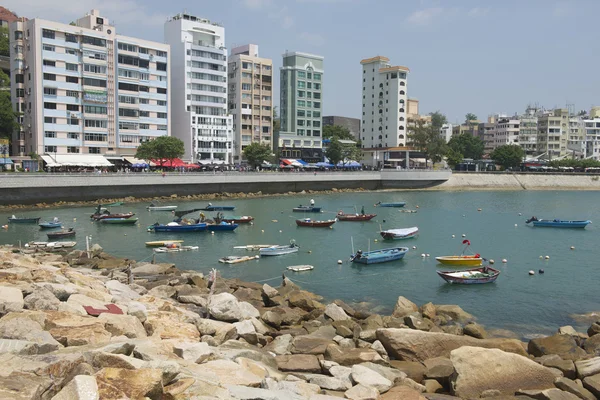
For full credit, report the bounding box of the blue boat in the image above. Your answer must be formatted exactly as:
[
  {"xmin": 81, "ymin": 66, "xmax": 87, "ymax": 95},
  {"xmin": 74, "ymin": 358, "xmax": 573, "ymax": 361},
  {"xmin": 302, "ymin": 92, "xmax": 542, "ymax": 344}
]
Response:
[
  {"xmin": 39, "ymin": 219, "xmax": 62, "ymax": 229},
  {"xmin": 148, "ymin": 222, "xmax": 207, "ymax": 232},
  {"xmin": 207, "ymin": 222, "xmax": 239, "ymax": 232},
  {"xmin": 200, "ymin": 203, "xmax": 236, "ymax": 211},
  {"xmin": 293, "ymin": 206, "xmax": 322, "ymax": 213},
  {"xmin": 525, "ymin": 217, "xmax": 591, "ymax": 229},
  {"xmin": 351, "ymin": 247, "xmax": 409, "ymax": 265},
  {"xmin": 375, "ymin": 202, "xmax": 406, "ymax": 208},
  {"xmin": 8, "ymin": 216, "xmax": 41, "ymax": 224}
]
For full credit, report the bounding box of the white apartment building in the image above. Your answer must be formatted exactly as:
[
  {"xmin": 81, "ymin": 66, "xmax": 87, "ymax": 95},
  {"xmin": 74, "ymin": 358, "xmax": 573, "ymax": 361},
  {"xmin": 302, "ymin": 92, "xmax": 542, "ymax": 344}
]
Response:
[
  {"xmin": 9, "ymin": 9, "xmax": 170, "ymax": 159},
  {"xmin": 519, "ymin": 108, "xmax": 538, "ymax": 155},
  {"xmin": 440, "ymin": 123, "xmax": 453, "ymax": 143},
  {"xmin": 582, "ymin": 109, "xmax": 600, "ymax": 160},
  {"xmin": 165, "ymin": 13, "xmax": 232, "ymax": 164},
  {"xmin": 278, "ymin": 51, "xmax": 324, "ymax": 162},
  {"xmin": 360, "ymin": 56, "xmax": 409, "ymax": 149},
  {"xmin": 492, "ymin": 115, "xmax": 520, "ymax": 148},
  {"xmin": 227, "ymin": 44, "xmax": 273, "ymax": 163}
]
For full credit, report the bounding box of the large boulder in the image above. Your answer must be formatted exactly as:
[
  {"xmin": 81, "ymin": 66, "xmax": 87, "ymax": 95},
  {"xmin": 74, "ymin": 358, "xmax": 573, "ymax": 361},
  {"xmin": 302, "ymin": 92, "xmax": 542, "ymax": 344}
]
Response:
[
  {"xmin": 325, "ymin": 344, "xmax": 385, "ymax": 366},
  {"xmin": 388, "ymin": 360, "xmax": 427, "ymax": 383},
  {"xmin": 98, "ymin": 313, "xmax": 147, "ymax": 338},
  {"xmin": 287, "ymin": 290, "xmax": 324, "ymax": 312},
  {"xmin": 392, "ymin": 296, "xmax": 418, "ymax": 318},
  {"xmin": 105, "ymin": 280, "xmax": 141, "ymax": 301},
  {"xmin": 130, "ymin": 262, "xmax": 176, "ymax": 276},
  {"xmin": 434, "ymin": 305, "xmax": 474, "ymax": 322},
  {"xmin": 144, "ymin": 311, "xmax": 200, "ymax": 341},
  {"xmin": 95, "ymin": 367, "xmax": 163, "ymax": 399},
  {"xmin": 516, "ymin": 388, "xmax": 581, "ymax": 400},
  {"xmin": 324, "ymin": 303, "xmax": 350, "ymax": 322},
  {"xmin": 264, "ymin": 334, "xmax": 293, "ymax": 355},
  {"xmin": 23, "ymin": 287, "xmax": 61, "ymax": 311},
  {"xmin": 262, "ymin": 310, "xmax": 282, "ymax": 329},
  {"xmin": 291, "ymin": 335, "xmax": 333, "ymax": 355},
  {"xmin": 575, "ymin": 357, "xmax": 600, "ymax": 379},
  {"xmin": 51, "ymin": 375, "xmax": 99, "ymax": 400},
  {"xmin": 583, "ymin": 374, "xmax": 600, "ymax": 399},
  {"xmin": 554, "ymin": 377, "xmax": 596, "ymax": 400},
  {"xmin": 423, "ymin": 357, "xmax": 455, "ymax": 386},
  {"xmin": 450, "ymin": 346, "xmax": 558, "ymax": 398},
  {"xmin": 173, "ymin": 341, "xmax": 213, "ymax": 363},
  {"xmin": 529, "ymin": 334, "xmax": 588, "ymax": 361},
  {"xmin": 275, "ymin": 354, "xmax": 322, "ymax": 373},
  {"xmin": 0, "ymin": 315, "xmax": 62, "ymax": 352},
  {"xmin": 463, "ymin": 322, "xmax": 488, "ymax": 339},
  {"xmin": 345, "ymin": 384, "xmax": 380, "ymax": 400},
  {"xmin": 0, "ymin": 286, "xmax": 24, "ymax": 314},
  {"xmin": 351, "ymin": 364, "xmax": 393, "ymax": 393},
  {"xmin": 376, "ymin": 328, "xmax": 527, "ymax": 363},
  {"xmin": 208, "ymin": 292, "xmax": 242, "ymax": 322},
  {"xmin": 381, "ymin": 385, "xmax": 427, "ymax": 399}
]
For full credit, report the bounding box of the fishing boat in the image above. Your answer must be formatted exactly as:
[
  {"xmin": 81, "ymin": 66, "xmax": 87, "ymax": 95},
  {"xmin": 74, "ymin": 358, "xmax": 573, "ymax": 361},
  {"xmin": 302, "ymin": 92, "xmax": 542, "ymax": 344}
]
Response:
[
  {"xmin": 351, "ymin": 247, "xmax": 409, "ymax": 265},
  {"xmin": 145, "ymin": 240, "xmax": 184, "ymax": 247},
  {"xmin": 47, "ymin": 228, "xmax": 76, "ymax": 239},
  {"xmin": 91, "ymin": 212, "xmax": 135, "ymax": 221},
  {"xmin": 200, "ymin": 203, "xmax": 236, "ymax": 211},
  {"xmin": 375, "ymin": 201, "xmax": 406, "ymax": 208},
  {"xmin": 219, "ymin": 255, "xmax": 260, "ymax": 264},
  {"xmin": 39, "ymin": 218, "xmax": 61, "ymax": 229},
  {"xmin": 380, "ymin": 227, "xmax": 419, "ymax": 240},
  {"xmin": 292, "ymin": 205, "xmax": 322, "ymax": 213},
  {"xmin": 399, "ymin": 210, "xmax": 418, "ymax": 213},
  {"xmin": 27, "ymin": 241, "xmax": 77, "ymax": 249},
  {"xmin": 525, "ymin": 216, "xmax": 591, "ymax": 229},
  {"xmin": 259, "ymin": 242, "xmax": 300, "ymax": 256},
  {"xmin": 295, "ymin": 218, "xmax": 337, "ymax": 227},
  {"xmin": 221, "ymin": 216, "xmax": 254, "ymax": 224},
  {"xmin": 101, "ymin": 201, "xmax": 124, "ymax": 207},
  {"xmin": 435, "ymin": 239, "xmax": 483, "ymax": 266},
  {"xmin": 233, "ymin": 244, "xmax": 275, "ymax": 251},
  {"xmin": 100, "ymin": 217, "xmax": 139, "ymax": 225},
  {"xmin": 154, "ymin": 245, "xmax": 199, "ymax": 253},
  {"xmin": 287, "ymin": 265, "xmax": 314, "ymax": 272},
  {"xmin": 147, "ymin": 204, "xmax": 178, "ymax": 211},
  {"xmin": 337, "ymin": 212, "xmax": 377, "ymax": 221},
  {"xmin": 8, "ymin": 215, "xmax": 41, "ymax": 224},
  {"xmin": 437, "ymin": 266, "xmax": 500, "ymax": 284},
  {"xmin": 148, "ymin": 222, "xmax": 207, "ymax": 232},
  {"xmin": 207, "ymin": 222, "xmax": 239, "ymax": 232}
]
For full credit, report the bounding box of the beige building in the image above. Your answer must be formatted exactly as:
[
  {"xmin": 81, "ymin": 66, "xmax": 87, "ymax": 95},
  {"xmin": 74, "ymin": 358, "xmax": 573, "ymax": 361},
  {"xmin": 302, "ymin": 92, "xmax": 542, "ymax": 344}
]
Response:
[
  {"xmin": 10, "ymin": 10, "xmax": 170, "ymax": 159},
  {"xmin": 227, "ymin": 44, "xmax": 273, "ymax": 163},
  {"xmin": 537, "ymin": 109, "xmax": 568, "ymax": 159}
]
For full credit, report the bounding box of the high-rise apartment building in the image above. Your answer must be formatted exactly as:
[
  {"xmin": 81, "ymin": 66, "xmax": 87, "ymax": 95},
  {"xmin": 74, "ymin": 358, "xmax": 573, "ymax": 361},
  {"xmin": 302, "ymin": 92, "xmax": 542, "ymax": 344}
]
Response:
[
  {"xmin": 278, "ymin": 51, "xmax": 323, "ymax": 162},
  {"xmin": 165, "ymin": 13, "xmax": 232, "ymax": 163},
  {"xmin": 492, "ymin": 115, "xmax": 520, "ymax": 148},
  {"xmin": 537, "ymin": 109, "xmax": 568, "ymax": 159},
  {"xmin": 360, "ymin": 56, "xmax": 409, "ymax": 149},
  {"xmin": 10, "ymin": 9, "xmax": 170, "ymax": 158},
  {"xmin": 227, "ymin": 44, "xmax": 273, "ymax": 163},
  {"xmin": 519, "ymin": 108, "xmax": 538, "ymax": 155}
]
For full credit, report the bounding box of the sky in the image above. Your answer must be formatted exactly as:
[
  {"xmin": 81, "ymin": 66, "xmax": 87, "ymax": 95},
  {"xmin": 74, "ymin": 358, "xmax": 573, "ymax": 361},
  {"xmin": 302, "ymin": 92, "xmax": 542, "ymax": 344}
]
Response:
[{"xmin": 4, "ymin": 0, "xmax": 600, "ymax": 124}]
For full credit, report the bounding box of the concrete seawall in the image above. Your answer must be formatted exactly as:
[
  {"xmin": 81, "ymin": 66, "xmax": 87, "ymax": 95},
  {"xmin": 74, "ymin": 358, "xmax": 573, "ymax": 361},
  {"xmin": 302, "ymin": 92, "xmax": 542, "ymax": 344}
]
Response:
[
  {"xmin": 429, "ymin": 172, "xmax": 600, "ymax": 191},
  {"xmin": 0, "ymin": 170, "xmax": 451, "ymax": 205}
]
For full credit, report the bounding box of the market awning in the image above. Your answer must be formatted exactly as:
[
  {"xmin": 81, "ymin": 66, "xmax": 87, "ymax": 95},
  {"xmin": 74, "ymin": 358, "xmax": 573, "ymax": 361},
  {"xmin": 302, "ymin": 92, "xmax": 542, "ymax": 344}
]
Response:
[
  {"xmin": 0, "ymin": 158, "xmax": 13, "ymax": 165},
  {"xmin": 281, "ymin": 159, "xmax": 303, "ymax": 167},
  {"xmin": 40, "ymin": 154, "xmax": 113, "ymax": 167},
  {"xmin": 198, "ymin": 160, "xmax": 226, "ymax": 165},
  {"xmin": 124, "ymin": 157, "xmax": 149, "ymax": 168},
  {"xmin": 296, "ymin": 159, "xmax": 308, "ymax": 166},
  {"xmin": 104, "ymin": 156, "xmax": 124, "ymax": 161}
]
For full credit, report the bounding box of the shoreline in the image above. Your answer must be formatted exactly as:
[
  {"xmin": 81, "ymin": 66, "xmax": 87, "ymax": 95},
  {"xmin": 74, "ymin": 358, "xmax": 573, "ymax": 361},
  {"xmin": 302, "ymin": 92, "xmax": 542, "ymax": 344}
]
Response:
[{"xmin": 0, "ymin": 245, "xmax": 599, "ymax": 398}]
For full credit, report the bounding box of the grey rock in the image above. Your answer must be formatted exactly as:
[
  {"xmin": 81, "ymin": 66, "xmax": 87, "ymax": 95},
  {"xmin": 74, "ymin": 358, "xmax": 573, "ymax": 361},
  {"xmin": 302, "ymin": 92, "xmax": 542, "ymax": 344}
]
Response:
[
  {"xmin": 583, "ymin": 374, "xmax": 600, "ymax": 399},
  {"xmin": 105, "ymin": 280, "xmax": 141, "ymax": 301},
  {"xmin": 345, "ymin": 384, "xmax": 380, "ymax": 400},
  {"xmin": 173, "ymin": 341, "xmax": 213, "ymax": 363},
  {"xmin": 464, "ymin": 322, "xmax": 488, "ymax": 339},
  {"xmin": 209, "ymin": 292, "xmax": 243, "ymax": 322},
  {"xmin": 262, "ymin": 310, "xmax": 282, "ymax": 329},
  {"xmin": 51, "ymin": 375, "xmax": 99, "ymax": 400},
  {"xmin": 324, "ymin": 303, "xmax": 350, "ymax": 322},
  {"xmin": 555, "ymin": 377, "xmax": 596, "ymax": 400},
  {"xmin": 359, "ymin": 362, "xmax": 407, "ymax": 384},
  {"xmin": 239, "ymin": 301, "xmax": 261, "ymax": 320},
  {"xmin": 0, "ymin": 316, "xmax": 62, "ymax": 352},
  {"xmin": 351, "ymin": 364, "xmax": 393, "ymax": 393},
  {"xmin": 276, "ymin": 354, "xmax": 322, "ymax": 373},
  {"xmin": 576, "ymin": 357, "xmax": 600, "ymax": 379},
  {"xmin": 265, "ymin": 334, "xmax": 293, "ymax": 355},
  {"xmin": 0, "ymin": 286, "xmax": 24, "ymax": 314},
  {"xmin": 392, "ymin": 296, "xmax": 418, "ymax": 318},
  {"xmin": 308, "ymin": 374, "xmax": 352, "ymax": 391}
]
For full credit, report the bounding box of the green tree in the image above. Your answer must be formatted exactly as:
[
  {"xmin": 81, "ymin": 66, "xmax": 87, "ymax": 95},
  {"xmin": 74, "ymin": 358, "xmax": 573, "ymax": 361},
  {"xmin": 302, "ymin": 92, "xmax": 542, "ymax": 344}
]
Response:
[
  {"xmin": 408, "ymin": 119, "xmax": 447, "ymax": 167},
  {"xmin": 446, "ymin": 148, "xmax": 464, "ymax": 168},
  {"xmin": 323, "ymin": 125, "xmax": 354, "ymax": 141},
  {"xmin": 447, "ymin": 133, "xmax": 484, "ymax": 160},
  {"xmin": 273, "ymin": 106, "xmax": 280, "ymax": 135},
  {"xmin": 429, "ymin": 111, "xmax": 448, "ymax": 131},
  {"xmin": 243, "ymin": 142, "xmax": 272, "ymax": 169},
  {"xmin": 135, "ymin": 136, "xmax": 185, "ymax": 167},
  {"xmin": 0, "ymin": 27, "xmax": 8, "ymax": 57},
  {"xmin": 465, "ymin": 113, "xmax": 478, "ymax": 123},
  {"xmin": 0, "ymin": 70, "xmax": 17, "ymax": 141},
  {"xmin": 325, "ymin": 137, "xmax": 343, "ymax": 166},
  {"xmin": 490, "ymin": 144, "xmax": 524, "ymax": 170}
]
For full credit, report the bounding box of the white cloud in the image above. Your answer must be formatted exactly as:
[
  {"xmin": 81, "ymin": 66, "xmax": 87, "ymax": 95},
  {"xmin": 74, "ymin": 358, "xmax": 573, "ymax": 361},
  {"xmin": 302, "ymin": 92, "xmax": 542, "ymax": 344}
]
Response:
[
  {"xmin": 2, "ymin": 0, "xmax": 167, "ymax": 29},
  {"xmin": 405, "ymin": 7, "xmax": 443, "ymax": 26},
  {"xmin": 299, "ymin": 32, "xmax": 325, "ymax": 47}
]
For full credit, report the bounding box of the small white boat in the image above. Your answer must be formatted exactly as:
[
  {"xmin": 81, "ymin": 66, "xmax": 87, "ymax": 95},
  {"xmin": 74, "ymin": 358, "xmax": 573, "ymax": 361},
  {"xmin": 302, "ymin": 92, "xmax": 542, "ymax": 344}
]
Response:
[
  {"xmin": 287, "ymin": 265, "xmax": 314, "ymax": 272},
  {"xmin": 27, "ymin": 241, "xmax": 77, "ymax": 249},
  {"xmin": 259, "ymin": 243, "xmax": 300, "ymax": 256},
  {"xmin": 233, "ymin": 244, "xmax": 276, "ymax": 251},
  {"xmin": 219, "ymin": 255, "xmax": 260, "ymax": 264},
  {"xmin": 147, "ymin": 205, "xmax": 178, "ymax": 211},
  {"xmin": 154, "ymin": 245, "xmax": 199, "ymax": 253}
]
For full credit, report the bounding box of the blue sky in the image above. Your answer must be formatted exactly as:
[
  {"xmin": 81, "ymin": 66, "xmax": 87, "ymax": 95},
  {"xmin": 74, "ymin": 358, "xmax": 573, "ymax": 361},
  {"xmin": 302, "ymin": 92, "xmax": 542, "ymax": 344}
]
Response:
[{"xmin": 6, "ymin": 0, "xmax": 600, "ymax": 123}]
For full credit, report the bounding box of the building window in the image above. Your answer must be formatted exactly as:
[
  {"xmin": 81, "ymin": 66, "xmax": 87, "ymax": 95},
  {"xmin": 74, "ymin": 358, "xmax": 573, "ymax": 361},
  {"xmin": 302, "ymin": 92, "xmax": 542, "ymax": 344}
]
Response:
[
  {"xmin": 44, "ymin": 146, "xmax": 57, "ymax": 153},
  {"xmin": 298, "ymin": 81, "xmax": 306, "ymax": 89},
  {"xmin": 44, "ymin": 131, "xmax": 56, "ymax": 138},
  {"xmin": 84, "ymin": 119, "xmax": 107, "ymax": 128},
  {"xmin": 44, "ymin": 102, "xmax": 57, "ymax": 109},
  {"xmin": 66, "ymin": 76, "xmax": 79, "ymax": 84},
  {"xmin": 139, "ymin": 123, "xmax": 150, "ymax": 129},
  {"xmin": 157, "ymin": 100, "xmax": 167, "ymax": 106},
  {"xmin": 44, "ymin": 117, "xmax": 56, "ymax": 123},
  {"xmin": 297, "ymin": 90, "xmax": 305, "ymax": 98},
  {"xmin": 313, "ymin": 102, "xmax": 321, "ymax": 109},
  {"xmin": 119, "ymin": 121, "xmax": 139, "ymax": 130},
  {"xmin": 65, "ymin": 48, "xmax": 77, "ymax": 55},
  {"xmin": 67, "ymin": 133, "xmax": 79, "ymax": 139},
  {"xmin": 84, "ymin": 105, "xmax": 108, "ymax": 114},
  {"xmin": 16, "ymin": 89, "xmax": 24, "ymax": 98},
  {"xmin": 66, "ymin": 104, "xmax": 79, "ymax": 112},
  {"xmin": 156, "ymin": 62, "xmax": 167, "ymax": 71},
  {"xmin": 156, "ymin": 50, "xmax": 167, "ymax": 57},
  {"xmin": 82, "ymin": 36, "xmax": 106, "ymax": 47},
  {"xmin": 83, "ymin": 78, "xmax": 106, "ymax": 87},
  {"xmin": 157, "ymin": 112, "xmax": 167, "ymax": 119},
  {"xmin": 42, "ymin": 44, "xmax": 55, "ymax": 52},
  {"xmin": 14, "ymin": 30, "xmax": 23, "ymax": 40},
  {"xmin": 43, "ymin": 87, "xmax": 56, "ymax": 96},
  {"xmin": 117, "ymin": 42, "xmax": 137, "ymax": 52},
  {"xmin": 43, "ymin": 60, "xmax": 56, "ymax": 67},
  {"xmin": 157, "ymin": 125, "xmax": 167, "ymax": 131},
  {"xmin": 119, "ymin": 95, "xmax": 137, "ymax": 104},
  {"xmin": 84, "ymin": 133, "xmax": 108, "ymax": 142},
  {"xmin": 15, "ymin": 74, "xmax": 24, "ymax": 84},
  {"xmin": 66, "ymin": 63, "xmax": 78, "ymax": 71},
  {"xmin": 66, "ymin": 90, "xmax": 79, "ymax": 98},
  {"xmin": 139, "ymin": 111, "xmax": 150, "ymax": 117},
  {"xmin": 42, "ymin": 29, "xmax": 55, "ymax": 39},
  {"xmin": 118, "ymin": 82, "xmax": 139, "ymax": 92},
  {"xmin": 65, "ymin": 33, "xmax": 77, "ymax": 43},
  {"xmin": 157, "ymin": 88, "xmax": 167, "ymax": 94},
  {"xmin": 68, "ymin": 118, "xmax": 79, "ymax": 125},
  {"xmin": 84, "ymin": 64, "xmax": 107, "ymax": 74},
  {"xmin": 297, "ymin": 110, "xmax": 305, "ymax": 117},
  {"xmin": 43, "ymin": 73, "xmax": 56, "ymax": 82},
  {"xmin": 118, "ymin": 54, "xmax": 139, "ymax": 66},
  {"xmin": 67, "ymin": 146, "xmax": 79, "ymax": 153},
  {"xmin": 88, "ymin": 147, "xmax": 100, "ymax": 154},
  {"xmin": 118, "ymin": 108, "xmax": 139, "ymax": 118},
  {"xmin": 297, "ymin": 100, "xmax": 306, "ymax": 107}
]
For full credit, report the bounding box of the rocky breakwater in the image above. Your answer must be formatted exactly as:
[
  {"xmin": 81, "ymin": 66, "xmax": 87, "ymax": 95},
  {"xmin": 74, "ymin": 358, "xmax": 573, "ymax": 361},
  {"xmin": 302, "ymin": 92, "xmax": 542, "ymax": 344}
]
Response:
[{"xmin": 1, "ymin": 247, "xmax": 600, "ymax": 399}]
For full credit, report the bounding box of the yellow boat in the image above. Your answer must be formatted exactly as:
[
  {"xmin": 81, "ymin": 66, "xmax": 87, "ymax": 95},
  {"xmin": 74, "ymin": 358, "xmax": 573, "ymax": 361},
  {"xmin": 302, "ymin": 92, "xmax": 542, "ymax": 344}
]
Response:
[
  {"xmin": 435, "ymin": 255, "xmax": 483, "ymax": 266},
  {"xmin": 145, "ymin": 240, "xmax": 185, "ymax": 247}
]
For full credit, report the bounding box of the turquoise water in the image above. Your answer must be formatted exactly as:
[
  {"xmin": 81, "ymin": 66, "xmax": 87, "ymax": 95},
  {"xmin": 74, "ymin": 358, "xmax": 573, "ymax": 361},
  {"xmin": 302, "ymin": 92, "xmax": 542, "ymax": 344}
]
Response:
[{"xmin": 1, "ymin": 190, "xmax": 598, "ymax": 337}]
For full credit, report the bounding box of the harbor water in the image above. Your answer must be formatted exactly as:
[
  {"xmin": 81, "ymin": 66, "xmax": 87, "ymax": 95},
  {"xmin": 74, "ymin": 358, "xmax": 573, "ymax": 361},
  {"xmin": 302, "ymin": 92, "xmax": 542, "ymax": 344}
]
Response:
[{"xmin": 1, "ymin": 190, "xmax": 598, "ymax": 338}]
